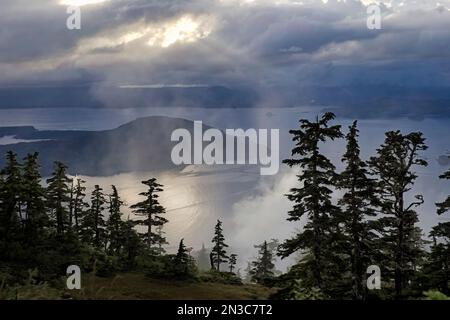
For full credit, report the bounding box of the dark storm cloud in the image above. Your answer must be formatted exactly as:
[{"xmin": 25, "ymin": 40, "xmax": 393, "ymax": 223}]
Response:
[
  {"xmin": 0, "ymin": 0, "xmax": 197, "ymax": 63},
  {"xmin": 1, "ymin": 0, "xmax": 450, "ymax": 116}
]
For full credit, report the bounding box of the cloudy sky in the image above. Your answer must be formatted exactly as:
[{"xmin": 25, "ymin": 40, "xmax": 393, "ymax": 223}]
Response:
[
  {"xmin": 1, "ymin": 0, "xmax": 450, "ymax": 114},
  {"xmin": 0, "ymin": 0, "xmax": 449, "ymax": 267}
]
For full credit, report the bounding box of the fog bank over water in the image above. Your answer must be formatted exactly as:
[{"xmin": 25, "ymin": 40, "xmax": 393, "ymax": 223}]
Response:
[{"xmin": 74, "ymin": 165, "xmax": 290, "ymax": 270}]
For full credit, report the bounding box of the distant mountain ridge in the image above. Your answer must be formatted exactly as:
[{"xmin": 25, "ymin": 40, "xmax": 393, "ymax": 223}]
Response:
[
  {"xmin": 1, "ymin": 85, "xmax": 449, "ymax": 119},
  {"xmin": 0, "ymin": 116, "xmax": 199, "ymax": 176}
]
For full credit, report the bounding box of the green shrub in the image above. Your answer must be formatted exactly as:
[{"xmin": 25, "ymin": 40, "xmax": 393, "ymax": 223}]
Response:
[
  {"xmin": 200, "ymin": 270, "xmax": 242, "ymax": 285},
  {"xmin": 137, "ymin": 255, "xmax": 167, "ymax": 277},
  {"xmin": 423, "ymin": 290, "xmax": 450, "ymax": 300},
  {"xmin": 139, "ymin": 254, "xmax": 198, "ymax": 280},
  {"xmin": 271, "ymin": 279, "xmax": 327, "ymax": 300},
  {"xmin": 0, "ymin": 269, "xmax": 63, "ymax": 300}
]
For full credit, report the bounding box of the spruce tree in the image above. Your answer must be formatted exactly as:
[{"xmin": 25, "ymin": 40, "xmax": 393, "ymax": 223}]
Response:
[
  {"xmin": 130, "ymin": 178, "xmax": 168, "ymax": 252},
  {"xmin": 425, "ymin": 223, "xmax": 450, "ymax": 294},
  {"xmin": 0, "ymin": 173, "xmax": 3, "ymax": 250},
  {"xmin": 251, "ymin": 241, "xmax": 275, "ymax": 284},
  {"xmin": 84, "ymin": 185, "xmax": 107, "ymax": 248},
  {"xmin": 174, "ymin": 238, "xmax": 196, "ymax": 278},
  {"xmin": 211, "ymin": 219, "xmax": 228, "ymax": 271},
  {"xmin": 279, "ymin": 112, "xmax": 343, "ymax": 290},
  {"xmin": 68, "ymin": 179, "xmax": 74, "ymax": 232},
  {"xmin": 46, "ymin": 162, "xmax": 71, "ymax": 237},
  {"xmin": 107, "ymin": 185, "xmax": 124, "ymax": 254},
  {"xmin": 337, "ymin": 121, "xmax": 379, "ymax": 299},
  {"xmin": 175, "ymin": 239, "xmax": 190, "ymax": 264},
  {"xmin": 71, "ymin": 178, "xmax": 89, "ymax": 236},
  {"xmin": 369, "ymin": 130, "xmax": 428, "ymax": 297},
  {"xmin": 0, "ymin": 151, "xmax": 22, "ymax": 257},
  {"xmin": 121, "ymin": 216, "xmax": 141, "ymax": 268},
  {"xmin": 424, "ymin": 165, "xmax": 450, "ymax": 294},
  {"xmin": 229, "ymin": 253, "xmax": 238, "ymax": 273},
  {"xmin": 21, "ymin": 153, "xmax": 47, "ymax": 244}
]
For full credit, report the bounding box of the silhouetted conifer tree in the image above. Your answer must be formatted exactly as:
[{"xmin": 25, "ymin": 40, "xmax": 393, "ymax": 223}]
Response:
[
  {"xmin": 71, "ymin": 178, "xmax": 89, "ymax": 236},
  {"xmin": 369, "ymin": 130, "xmax": 427, "ymax": 297},
  {"xmin": 0, "ymin": 152, "xmax": 22, "ymax": 257},
  {"xmin": 85, "ymin": 185, "xmax": 107, "ymax": 247},
  {"xmin": 107, "ymin": 185, "xmax": 124, "ymax": 254},
  {"xmin": 229, "ymin": 253, "xmax": 237, "ymax": 273},
  {"xmin": 130, "ymin": 178, "xmax": 168, "ymax": 252},
  {"xmin": 46, "ymin": 162, "xmax": 71, "ymax": 237},
  {"xmin": 173, "ymin": 238, "xmax": 196, "ymax": 278},
  {"xmin": 425, "ymin": 223, "xmax": 450, "ymax": 294},
  {"xmin": 423, "ymin": 165, "xmax": 450, "ymax": 294},
  {"xmin": 121, "ymin": 217, "xmax": 141, "ymax": 268},
  {"xmin": 336, "ymin": 121, "xmax": 380, "ymax": 299},
  {"xmin": 175, "ymin": 239, "xmax": 190, "ymax": 269},
  {"xmin": 251, "ymin": 241, "xmax": 275, "ymax": 284},
  {"xmin": 21, "ymin": 153, "xmax": 47, "ymax": 244},
  {"xmin": 279, "ymin": 113, "xmax": 343, "ymax": 290},
  {"xmin": 211, "ymin": 219, "xmax": 228, "ymax": 271}
]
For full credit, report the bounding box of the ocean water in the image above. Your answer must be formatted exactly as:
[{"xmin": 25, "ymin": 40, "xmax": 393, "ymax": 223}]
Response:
[{"xmin": 0, "ymin": 106, "xmax": 315, "ymax": 131}]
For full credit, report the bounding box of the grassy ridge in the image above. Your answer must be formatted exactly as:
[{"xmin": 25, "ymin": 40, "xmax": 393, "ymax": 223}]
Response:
[
  {"xmin": 70, "ymin": 273, "xmax": 274, "ymax": 300},
  {"xmin": 70, "ymin": 273, "xmax": 275, "ymax": 300}
]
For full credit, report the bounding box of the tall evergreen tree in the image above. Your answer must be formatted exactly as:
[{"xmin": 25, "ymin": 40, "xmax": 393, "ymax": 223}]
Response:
[
  {"xmin": 229, "ymin": 254, "xmax": 238, "ymax": 273},
  {"xmin": 369, "ymin": 130, "xmax": 427, "ymax": 297},
  {"xmin": 0, "ymin": 174, "xmax": 3, "ymax": 234},
  {"xmin": 0, "ymin": 151, "xmax": 22, "ymax": 256},
  {"xmin": 46, "ymin": 162, "xmax": 71, "ymax": 237},
  {"xmin": 130, "ymin": 178, "xmax": 168, "ymax": 252},
  {"xmin": 423, "ymin": 165, "xmax": 450, "ymax": 294},
  {"xmin": 175, "ymin": 239, "xmax": 190, "ymax": 265},
  {"xmin": 337, "ymin": 121, "xmax": 379, "ymax": 299},
  {"xmin": 211, "ymin": 219, "xmax": 228, "ymax": 271},
  {"xmin": 71, "ymin": 178, "xmax": 89, "ymax": 235},
  {"xmin": 251, "ymin": 241, "xmax": 275, "ymax": 284},
  {"xmin": 107, "ymin": 185, "xmax": 124, "ymax": 254},
  {"xmin": 279, "ymin": 112, "xmax": 343, "ymax": 290},
  {"xmin": 68, "ymin": 179, "xmax": 75, "ymax": 232},
  {"xmin": 175, "ymin": 239, "xmax": 190, "ymax": 271},
  {"xmin": 83, "ymin": 185, "xmax": 107, "ymax": 247},
  {"xmin": 425, "ymin": 223, "xmax": 450, "ymax": 294},
  {"xmin": 21, "ymin": 153, "xmax": 47, "ymax": 244},
  {"xmin": 255, "ymin": 239, "xmax": 282, "ymax": 276},
  {"xmin": 121, "ymin": 216, "xmax": 141, "ymax": 268}
]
